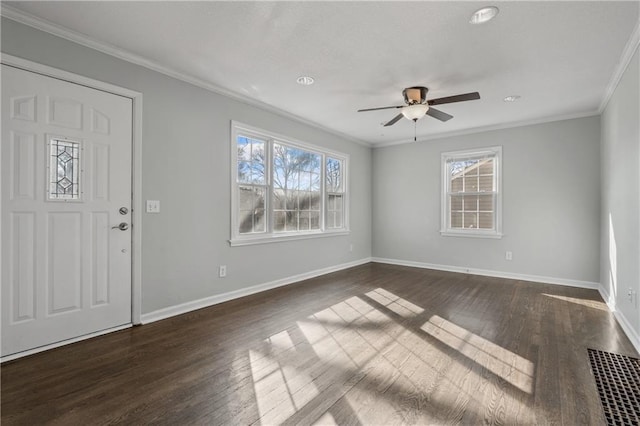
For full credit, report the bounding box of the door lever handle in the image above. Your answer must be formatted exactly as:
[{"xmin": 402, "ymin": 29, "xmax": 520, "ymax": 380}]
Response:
[{"xmin": 112, "ymin": 222, "xmax": 129, "ymax": 231}]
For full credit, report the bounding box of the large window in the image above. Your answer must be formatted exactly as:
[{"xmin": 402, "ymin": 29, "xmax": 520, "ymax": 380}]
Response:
[
  {"xmin": 441, "ymin": 146, "xmax": 502, "ymax": 238},
  {"xmin": 231, "ymin": 122, "xmax": 348, "ymax": 245}
]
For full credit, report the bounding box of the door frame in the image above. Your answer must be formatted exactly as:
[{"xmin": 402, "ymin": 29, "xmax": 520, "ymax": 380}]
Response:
[{"xmin": 1, "ymin": 54, "xmax": 143, "ymax": 355}]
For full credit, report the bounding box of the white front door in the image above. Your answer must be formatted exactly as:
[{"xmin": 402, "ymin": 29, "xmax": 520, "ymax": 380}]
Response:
[{"xmin": 1, "ymin": 64, "xmax": 133, "ymax": 357}]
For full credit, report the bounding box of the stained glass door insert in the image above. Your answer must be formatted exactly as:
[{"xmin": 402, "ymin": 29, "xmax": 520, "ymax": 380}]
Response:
[{"xmin": 48, "ymin": 137, "xmax": 81, "ymax": 200}]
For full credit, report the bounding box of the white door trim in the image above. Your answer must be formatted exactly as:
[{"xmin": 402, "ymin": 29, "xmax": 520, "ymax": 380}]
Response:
[{"xmin": 0, "ymin": 53, "xmax": 143, "ymax": 328}]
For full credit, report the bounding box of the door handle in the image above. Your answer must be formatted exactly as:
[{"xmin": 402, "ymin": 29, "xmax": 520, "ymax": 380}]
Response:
[{"xmin": 112, "ymin": 222, "xmax": 129, "ymax": 231}]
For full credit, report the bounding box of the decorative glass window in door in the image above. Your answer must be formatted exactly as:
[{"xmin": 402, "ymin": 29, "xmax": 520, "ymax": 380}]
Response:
[{"xmin": 48, "ymin": 137, "xmax": 81, "ymax": 200}]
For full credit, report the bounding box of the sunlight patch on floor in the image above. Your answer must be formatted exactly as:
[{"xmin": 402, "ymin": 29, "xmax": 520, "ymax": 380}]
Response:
[
  {"xmin": 542, "ymin": 293, "xmax": 608, "ymax": 311},
  {"xmin": 421, "ymin": 315, "xmax": 534, "ymax": 394},
  {"xmin": 312, "ymin": 411, "xmax": 339, "ymax": 425},
  {"xmin": 249, "ymin": 290, "xmax": 529, "ymax": 424},
  {"xmin": 365, "ymin": 288, "xmax": 425, "ymax": 318},
  {"xmin": 300, "ymin": 293, "xmax": 486, "ymax": 423},
  {"xmin": 298, "ymin": 296, "xmax": 389, "ymax": 368},
  {"xmin": 249, "ymin": 329, "xmax": 321, "ymax": 424},
  {"xmin": 266, "ymin": 328, "xmax": 295, "ymax": 350},
  {"xmin": 249, "ymin": 349, "xmax": 296, "ymax": 424}
]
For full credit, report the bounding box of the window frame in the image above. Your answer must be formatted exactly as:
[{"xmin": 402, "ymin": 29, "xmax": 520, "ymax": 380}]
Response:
[
  {"xmin": 230, "ymin": 121, "xmax": 349, "ymax": 246},
  {"xmin": 440, "ymin": 146, "xmax": 503, "ymax": 239}
]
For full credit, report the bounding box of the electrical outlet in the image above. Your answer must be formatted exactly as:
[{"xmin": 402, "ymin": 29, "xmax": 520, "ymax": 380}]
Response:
[
  {"xmin": 219, "ymin": 265, "xmax": 227, "ymax": 278},
  {"xmin": 350, "ymin": 244, "xmax": 354, "ymax": 252},
  {"xmin": 629, "ymin": 288, "xmax": 634, "ymax": 303},
  {"xmin": 505, "ymin": 251, "xmax": 513, "ymax": 261}
]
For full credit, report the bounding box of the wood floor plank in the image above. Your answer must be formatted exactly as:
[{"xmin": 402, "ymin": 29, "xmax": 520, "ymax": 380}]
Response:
[{"xmin": 2, "ymin": 263, "xmax": 638, "ymax": 425}]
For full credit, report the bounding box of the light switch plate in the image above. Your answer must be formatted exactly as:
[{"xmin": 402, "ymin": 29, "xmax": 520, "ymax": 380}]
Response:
[{"xmin": 146, "ymin": 200, "xmax": 160, "ymax": 213}]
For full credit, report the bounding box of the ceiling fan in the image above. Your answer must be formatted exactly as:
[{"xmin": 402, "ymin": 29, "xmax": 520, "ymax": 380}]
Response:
[{"xmin": 358, "ymin": 86, "xmax": 480, "ymax": 127}]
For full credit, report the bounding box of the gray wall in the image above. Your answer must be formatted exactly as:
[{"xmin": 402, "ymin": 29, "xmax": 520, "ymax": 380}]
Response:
[
  {"xmin": 1, "ymin": 18, "xmax": 372, "ymax": 314},
  {"xmin": 372, "ymin": 116, "xmax": 602, "ymax": 283},
  {"xmin": 601, "ymin": 46, "xmax": 640, "ymax": 336},
  {"xmin": 4, "ymin": 16, "xmax": 636, "ymax": 347}
]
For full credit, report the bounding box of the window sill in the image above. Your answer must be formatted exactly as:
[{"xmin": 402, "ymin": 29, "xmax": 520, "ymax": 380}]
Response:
[
  {"xmin": 229, "ymin": 230, "xmax": 350, "ymax": 247},
  {"xmin": 440, "ymin": 230, "xmax": 503, "ymax": 239}
]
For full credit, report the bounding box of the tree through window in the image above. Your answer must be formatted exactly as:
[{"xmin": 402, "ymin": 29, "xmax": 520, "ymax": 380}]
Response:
[{"xmin": 231, "ymin": 122, "xmax": 348, "ymax": 245}]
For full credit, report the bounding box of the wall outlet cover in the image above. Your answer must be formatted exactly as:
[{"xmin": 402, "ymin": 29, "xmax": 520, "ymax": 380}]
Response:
[{"xmin": 146, "ymin": 200, "xmax": 160, "ymax": 213}]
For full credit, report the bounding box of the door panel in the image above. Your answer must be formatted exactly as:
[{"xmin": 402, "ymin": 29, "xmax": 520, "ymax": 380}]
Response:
[
  {"xmin": 10, "ymin": 212, "xmax": 36, "ymax": 322},
  {"xmin": 1, "ymin": 64, "xmax": 133, "ymax": 357},
  {"xmin": 10, "ymin": 131, "xmax": 36, "ymax": 200}
]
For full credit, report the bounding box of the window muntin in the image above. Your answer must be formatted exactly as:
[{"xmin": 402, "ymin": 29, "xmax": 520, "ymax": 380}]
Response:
[
  {"xmin": 441, "ymin": 147, "xmax": 502, "ymax": 238},
  {"xmin": 231, "ymin": 122, "xmax": 348, "ymax": 245}
]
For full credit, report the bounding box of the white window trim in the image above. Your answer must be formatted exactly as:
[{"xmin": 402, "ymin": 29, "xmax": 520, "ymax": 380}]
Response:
[
  {"xmin": 440, "ymin": 146, "xmax": 503, "ymax": 238},
  {"xmin": 230, "ymin": 121, "xmax": 349, "ymax": 246}
]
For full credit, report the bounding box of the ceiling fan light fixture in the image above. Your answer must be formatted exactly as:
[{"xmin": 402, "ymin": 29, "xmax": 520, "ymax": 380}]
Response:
[
  {"xmin": 402, "ymin": 104, "xmax": 429, "ymax": 121},
  {"xmin": 296, "ymin": 76, "xmax": 315, "ymax": 86},
  {"xmin": 469, "ymin": 6, "xmax": 499, "ymax": 24}
]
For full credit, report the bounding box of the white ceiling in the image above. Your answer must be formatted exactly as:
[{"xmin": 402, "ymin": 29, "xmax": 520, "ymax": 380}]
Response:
[{"xmin": 4, "ymin": 1, "xmax": 639, "ymax": 146}]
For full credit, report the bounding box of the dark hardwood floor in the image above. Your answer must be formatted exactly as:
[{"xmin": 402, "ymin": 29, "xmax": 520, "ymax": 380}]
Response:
[{"xmin": 2, "ymin": 263, "xmax": 637, "ymax": 425}]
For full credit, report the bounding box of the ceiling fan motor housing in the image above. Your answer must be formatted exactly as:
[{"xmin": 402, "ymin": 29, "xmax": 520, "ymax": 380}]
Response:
[{"xmin": 403, "ymin": 86, "xmax": 429, "ymax": 105}]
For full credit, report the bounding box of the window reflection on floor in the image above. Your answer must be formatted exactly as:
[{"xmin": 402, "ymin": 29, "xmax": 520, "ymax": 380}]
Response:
[
  {"xmin": 248, "ymin": 288, "xmax": 535, "ymax": 424},
  {"xmin": 421, "ymin": 315, "xmax": 534, "ymax": 394},
  {"xmin": 542, "ymin": 293, "xmax": 608, "ymax": 311}
]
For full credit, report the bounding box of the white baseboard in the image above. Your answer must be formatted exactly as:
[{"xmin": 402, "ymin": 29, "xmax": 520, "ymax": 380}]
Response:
[
  {"xmin": 598, "ymin": 285, "xmax": 640, "ymax": 355},
  {"xmin": 1, "ymin": 323, "xmax": 132, "ymax": 363},
  {"xmin": 598, "ymin": 283, "xmax": 613, "ymax": 308},
  {"xmin": 371, "ymin": 257, "xmax": 600, "ymax": 289},
  {"xmin": 141, "ymin": 257, "xmax": 373, "ymax": 324}
]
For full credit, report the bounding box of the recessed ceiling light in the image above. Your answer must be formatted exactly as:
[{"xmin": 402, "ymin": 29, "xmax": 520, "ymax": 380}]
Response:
[
  {"xmin": 296, "ymin": 76, "xmax": 315, "ymax": 86},
  {"xmin": 503, "ymin": 95, "xmax": 521, "ymax": 102},
  {"xmin": 469, "ymin": 6, "xmax": 499, "ymax": 24}
]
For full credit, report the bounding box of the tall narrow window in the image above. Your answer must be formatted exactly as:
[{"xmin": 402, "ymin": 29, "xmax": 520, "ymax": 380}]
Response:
[
  {"xmin": 326, "ymin": 157, "xmax": 344, "ymax": 229},
  {"xmin": 441, "ymin": 147, "xmax": 502, "ymax": 238},
  {"xmin": 48, "ymin": 137, "xmax": 81, "ymax": 200},
  {"xmin": 231, "ymin": 122, "xmax": 349, "ymax": 245},
  {"xmin": 237, "ymin": 135, "xmax": 266, "ymax": 234}
]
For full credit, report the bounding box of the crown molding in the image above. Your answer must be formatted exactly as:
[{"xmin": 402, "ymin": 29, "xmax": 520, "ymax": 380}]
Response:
[
  {"xmin": 598, "ymin": 16, "xmax": 640, "ymax": 113},
  {"xmin": 4, "ymin": 3, "xmax": 636, "ymax": 150},
  {"xmin": 373, "ymin": 109, "xmax": 600, "ymax": 148},
  {"xmin": 0, "ymin": 4, "xmax": 372, "ymax": 148}
]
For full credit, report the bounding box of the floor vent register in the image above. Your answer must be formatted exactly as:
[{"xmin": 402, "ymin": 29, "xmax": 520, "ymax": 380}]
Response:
[{"xmin": 588, "ymin": 348, "xmax": 640, "ymax": 426}]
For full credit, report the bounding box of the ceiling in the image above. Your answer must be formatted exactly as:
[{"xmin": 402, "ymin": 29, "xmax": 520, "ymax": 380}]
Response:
[{"xmin": 4, "ymin": 1, "xmax": 639, "ymax": 146}]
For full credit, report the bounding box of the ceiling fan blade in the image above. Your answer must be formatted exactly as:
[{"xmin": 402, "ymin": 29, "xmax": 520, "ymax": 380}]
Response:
[
  {"xmin": 357, "ymin": 105, "xmax": 403, "ymax": 112},
  {"xmin": 383, "ymin": 113, "xmax": 404, "ymax": 127},
  {"xmin": 428, "ymin": 92, "xmax": 480, "ymax": 106},
  {"xmin": 426, "ymin": 107, "xmax": 453, "ymax": 122}
]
